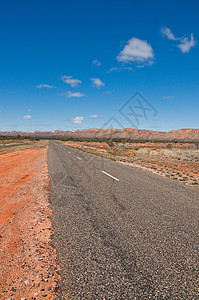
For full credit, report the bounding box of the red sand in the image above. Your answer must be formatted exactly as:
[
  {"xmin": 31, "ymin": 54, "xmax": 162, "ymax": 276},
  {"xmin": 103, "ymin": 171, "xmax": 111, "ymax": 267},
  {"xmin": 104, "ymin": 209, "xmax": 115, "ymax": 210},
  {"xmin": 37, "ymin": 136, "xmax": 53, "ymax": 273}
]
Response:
[{"xmin": 0, "ymin": 148, "xmax": 60, "ymax": 299}]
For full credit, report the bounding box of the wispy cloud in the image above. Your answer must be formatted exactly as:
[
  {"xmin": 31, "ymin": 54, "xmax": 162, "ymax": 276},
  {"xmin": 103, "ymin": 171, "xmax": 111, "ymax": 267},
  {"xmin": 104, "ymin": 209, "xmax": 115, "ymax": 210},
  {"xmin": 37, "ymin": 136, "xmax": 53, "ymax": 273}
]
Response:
[
  {"xmin": 104, "ymin": 91, "xmax": 112, "ymax": 94},
  {"xmin": 107, "ymin": 67, "xmax": 118, "ymax": 73},
  {"xmin": 90, "ymin": 114, "xmax": 99, "ymax": 118},
  {"xmin": 123, "ymin": 66, "xmax": 133, "ymax": 71},
  {"xmin": 36, "ymin": 84, "xmax": 56, "ymax": 89},
  {"xmin": 160, "ymin": 27, "xmax": 176, "ymax": 41},
  {"xmin": 92, "ymin": 59, "xmax": 101, "ymax": 66},
  {"xmin": 160, "ymin": 26, "xmax": 196, "ymax": 53},
  {"xmin": 178, "ymin": 34, "xmax": 196, "ymax": 53},
  {"xmin": 117, "ymin": 37, "xmax": 154, "ymax": 66},
  {"xmin": 67, "ymin": 91, "xmax": 84, "ymax": 98},
  {"xmin": 23, "ymin": 115, "xmax": 32, "ymax": 119},
  {"xmin": 107, "ymin": 66, "xmax": 133, "ymax": 73},
  {"xmin": 61, "ymin": 75, "xmax": 81, "ymax": 87},
  {"xmin": 70, "ymin": 116, "xmax": 84, "ymax": 124},
  {"xmin": 90, "ymin": 78, "xmax": 105, "ymax": 88},
  {"xmin": 58, "ymin": 91, "xmax": 84, "ymax": 98},
  {"xmin": 163, "ymin": 95, "xmax": 174, "ymax": 99}
]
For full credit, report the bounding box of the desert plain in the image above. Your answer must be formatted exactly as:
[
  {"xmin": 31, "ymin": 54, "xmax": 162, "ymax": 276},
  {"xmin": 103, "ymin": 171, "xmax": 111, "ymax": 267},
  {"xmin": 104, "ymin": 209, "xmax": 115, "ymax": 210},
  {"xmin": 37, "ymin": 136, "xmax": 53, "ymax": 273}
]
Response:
[{"xmin": 0, "ymin": 137, "xmax": 198, "ymax": 298}]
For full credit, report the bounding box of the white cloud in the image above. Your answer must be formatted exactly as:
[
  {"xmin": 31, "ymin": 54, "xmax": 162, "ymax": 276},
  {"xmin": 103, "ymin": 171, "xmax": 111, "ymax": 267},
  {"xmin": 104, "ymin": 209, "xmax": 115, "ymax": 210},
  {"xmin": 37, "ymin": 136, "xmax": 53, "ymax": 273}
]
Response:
[
  {"xmin": 104, "ymin": 91, "xmax": 112, "ymax": 94},
  {"xmin": 36, "ymin": 84, "xmax": 56, "ymax": 89},
  {"xmin": 27, "ymin": 108, "xmax": 31, "ymax": 112},
  {"xmin": 107, "ymin": 66, "xmax": 132, "ymax": 73},
  {"xmin": 163, "ymin": 95, "xmax": 174, "ymax": 99},
  {"xmin": 67, "ymin": 91, "xmax": 84, "ymax": 98},
  {"xmin": 107, "ymin": 67, "xmax": 118, "ymax": 73},
  {"xmin": 58, "ymin": 91, "xmax": 84, "ymax": 97},
  {"xmin": 117, "ymin": 37, "xmax": 154, "ymax": 65},
  {"xmin": 71, "ymin": 116, "xmax": 84, "ymax": 124},
  {"xmin": 160, "ymin": 26, "xmax": 177, "ymax": 40},
  {"xmin": 92, "ymin": 59, "xmax": 101, "ymax": 66},
  {"xmin": 23, "ymin": 115, "xmax": 32, "ymax": 119},
  {"xmin": 90, "ymin": 114, "xmax": 99, "ymax": 118},
  {"xmin": 61, "ymin": 75, "xmax": 81, "ymax": 87},
  {"xmin": 90, "ymin": 78, "xmax": 105, "ymax": 88},
  {"xmin": 123, "ymin": 66, "xmax": 133, "ymax": 71},
  {"xmin": 178, "ymin": 34, "xmax": 196, "ymax": 53},
  {"xmin": 160, "ymin": 26, "xmax": 196, "ymax": 53}
]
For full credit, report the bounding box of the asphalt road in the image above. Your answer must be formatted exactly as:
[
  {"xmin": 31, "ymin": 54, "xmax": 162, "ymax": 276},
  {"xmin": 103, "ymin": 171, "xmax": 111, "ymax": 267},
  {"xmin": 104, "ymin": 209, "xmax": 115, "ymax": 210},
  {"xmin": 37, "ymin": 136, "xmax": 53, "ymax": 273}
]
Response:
[{"xmin": 48, "ymin": 141, "xmax": 199, "ymax": 299}]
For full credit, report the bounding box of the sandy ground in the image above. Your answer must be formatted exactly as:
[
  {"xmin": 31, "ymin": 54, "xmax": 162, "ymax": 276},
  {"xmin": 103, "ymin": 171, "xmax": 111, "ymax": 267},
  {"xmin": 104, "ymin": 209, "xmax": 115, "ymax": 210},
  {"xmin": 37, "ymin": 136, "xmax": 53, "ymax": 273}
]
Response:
[{"xmin": 0, "ymin": 146, "xmax": 60, "ymax": 299}]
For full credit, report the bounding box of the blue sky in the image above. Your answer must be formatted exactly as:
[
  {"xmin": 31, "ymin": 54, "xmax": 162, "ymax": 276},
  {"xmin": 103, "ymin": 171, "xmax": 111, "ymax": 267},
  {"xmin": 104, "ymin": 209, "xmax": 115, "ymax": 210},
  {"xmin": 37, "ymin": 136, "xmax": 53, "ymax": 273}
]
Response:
[{"xmin": 0, "ymin": 0, "xmax": 198, "ymax": 132}]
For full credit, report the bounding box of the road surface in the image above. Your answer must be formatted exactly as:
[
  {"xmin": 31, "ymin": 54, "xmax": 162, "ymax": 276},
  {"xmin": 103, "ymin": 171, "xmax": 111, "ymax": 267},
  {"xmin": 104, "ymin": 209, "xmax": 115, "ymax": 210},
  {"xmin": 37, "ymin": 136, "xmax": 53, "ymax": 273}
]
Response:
[{"xmin": 48, "ymin": 141, "xmax": 199, "ymax": 299}]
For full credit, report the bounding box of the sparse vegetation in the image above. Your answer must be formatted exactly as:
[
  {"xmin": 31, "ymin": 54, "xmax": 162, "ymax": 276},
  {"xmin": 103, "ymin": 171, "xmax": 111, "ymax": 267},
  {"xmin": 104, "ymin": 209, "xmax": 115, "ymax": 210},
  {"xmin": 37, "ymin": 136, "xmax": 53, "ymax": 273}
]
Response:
[
  {"xmin": 166, "ymin": 143, "xmax": 172, "ymax": 149},
  {"xmin": 0, "ymin": 138, "xmax": 46, "ymax": 154}
]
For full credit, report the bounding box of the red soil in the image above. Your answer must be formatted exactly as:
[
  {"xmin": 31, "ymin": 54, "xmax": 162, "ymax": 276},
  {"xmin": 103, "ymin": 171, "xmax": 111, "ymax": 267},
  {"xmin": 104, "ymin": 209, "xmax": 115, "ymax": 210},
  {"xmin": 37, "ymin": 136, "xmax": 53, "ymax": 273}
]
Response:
[{"xmin": 0, "ymin": 148, "xmax": 59, "ymax": 299}]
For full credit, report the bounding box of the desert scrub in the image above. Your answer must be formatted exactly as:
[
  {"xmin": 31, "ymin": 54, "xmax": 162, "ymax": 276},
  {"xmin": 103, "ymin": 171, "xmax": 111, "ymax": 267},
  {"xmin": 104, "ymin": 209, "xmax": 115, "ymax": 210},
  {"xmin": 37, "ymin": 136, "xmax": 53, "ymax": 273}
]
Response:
[
  {"xmin": 191, "ymin": 181, "xmax": 198, "ymax": 185},
  {"xmin": 166, "ymin": 143, "xmax": 172, "ymax": 149}
]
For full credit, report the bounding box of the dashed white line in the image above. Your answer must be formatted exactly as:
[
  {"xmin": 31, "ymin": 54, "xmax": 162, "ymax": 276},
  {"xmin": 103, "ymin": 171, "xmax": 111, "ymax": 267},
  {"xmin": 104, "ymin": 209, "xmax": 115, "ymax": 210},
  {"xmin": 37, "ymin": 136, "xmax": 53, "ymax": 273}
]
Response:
[
  {"xmin": 101, "ymin": 171, "xmax": 120, "ymax": 181},
  {"xmin": 77, "ymin": 156, "xmax": 81, "ymax": 160}
]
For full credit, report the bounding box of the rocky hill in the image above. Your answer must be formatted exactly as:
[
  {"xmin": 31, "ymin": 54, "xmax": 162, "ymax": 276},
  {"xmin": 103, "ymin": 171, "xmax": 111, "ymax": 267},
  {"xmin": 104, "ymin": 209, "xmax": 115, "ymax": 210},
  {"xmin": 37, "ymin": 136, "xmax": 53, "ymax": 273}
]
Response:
[{"xmin": 0, "ymin": 128, "xmax": 199, "ymax": 142}]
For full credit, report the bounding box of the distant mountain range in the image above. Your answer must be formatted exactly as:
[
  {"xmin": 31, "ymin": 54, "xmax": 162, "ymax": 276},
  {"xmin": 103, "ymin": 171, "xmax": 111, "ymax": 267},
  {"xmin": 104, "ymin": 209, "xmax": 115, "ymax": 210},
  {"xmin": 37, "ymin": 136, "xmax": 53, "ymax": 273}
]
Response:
[{"xmin": 0, "ymin": 128, "xmax": 199, "ymax": 142}]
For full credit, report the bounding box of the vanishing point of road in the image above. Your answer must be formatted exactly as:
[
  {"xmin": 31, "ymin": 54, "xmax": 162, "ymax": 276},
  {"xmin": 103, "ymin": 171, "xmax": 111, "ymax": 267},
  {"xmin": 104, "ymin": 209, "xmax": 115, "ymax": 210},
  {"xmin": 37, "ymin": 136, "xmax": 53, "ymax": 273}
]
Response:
[{"xmin": 48, "ymin": 141, "xmax": 199, "ymax": 299}]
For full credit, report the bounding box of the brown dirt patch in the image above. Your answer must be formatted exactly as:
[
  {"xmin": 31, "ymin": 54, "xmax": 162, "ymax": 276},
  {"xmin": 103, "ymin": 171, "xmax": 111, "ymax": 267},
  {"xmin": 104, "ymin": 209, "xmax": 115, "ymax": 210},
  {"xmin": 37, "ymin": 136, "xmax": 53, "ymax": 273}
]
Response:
[{"xmin": 0, "ymin": 147, "xmax": 60, "ymax": 299}]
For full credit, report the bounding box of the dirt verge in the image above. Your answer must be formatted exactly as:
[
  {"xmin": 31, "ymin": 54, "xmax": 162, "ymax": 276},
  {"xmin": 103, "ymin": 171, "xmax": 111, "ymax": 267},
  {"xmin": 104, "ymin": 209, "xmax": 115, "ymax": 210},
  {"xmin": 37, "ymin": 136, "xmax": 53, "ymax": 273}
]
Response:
[{"xmin": 0, "ymin": 146, "xmax": 60, "ymax": 299}]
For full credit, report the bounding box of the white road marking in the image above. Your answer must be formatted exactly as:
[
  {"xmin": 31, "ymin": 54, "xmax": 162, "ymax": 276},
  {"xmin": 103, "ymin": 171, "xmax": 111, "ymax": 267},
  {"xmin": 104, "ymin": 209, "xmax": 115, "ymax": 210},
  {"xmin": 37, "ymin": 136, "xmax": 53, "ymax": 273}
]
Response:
[
  {"xmin": 68, "ymin": 151, "xmax": 70, "ymax": 153},
  {"xmin": 77, "ymin": 156, "xmax": 81, "ymax": 160},
  {"xmin": 101, "ymin": 171, "xmax": 120, "ymax": 181}
]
